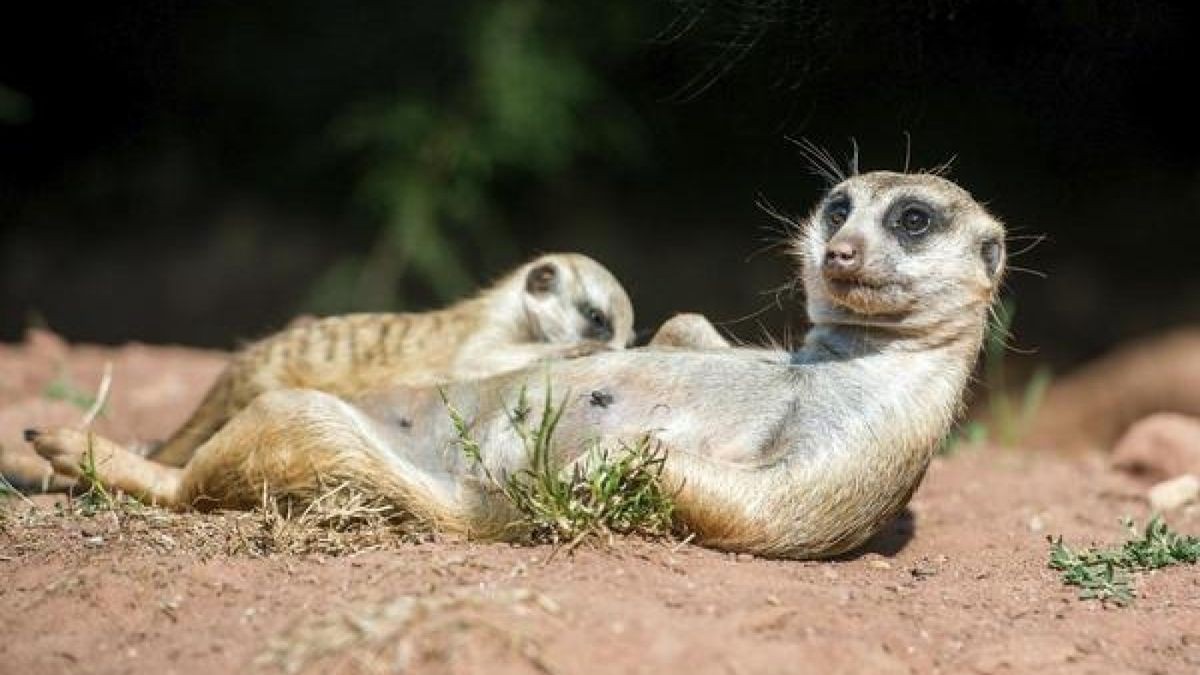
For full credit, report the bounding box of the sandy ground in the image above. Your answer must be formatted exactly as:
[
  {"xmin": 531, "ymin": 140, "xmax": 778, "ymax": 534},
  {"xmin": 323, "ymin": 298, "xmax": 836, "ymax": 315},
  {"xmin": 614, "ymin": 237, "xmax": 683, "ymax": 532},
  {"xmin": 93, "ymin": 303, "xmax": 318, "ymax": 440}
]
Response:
[{"xmin": 3, "ymin": 330, "xmax": 1200, "ymax": 674}]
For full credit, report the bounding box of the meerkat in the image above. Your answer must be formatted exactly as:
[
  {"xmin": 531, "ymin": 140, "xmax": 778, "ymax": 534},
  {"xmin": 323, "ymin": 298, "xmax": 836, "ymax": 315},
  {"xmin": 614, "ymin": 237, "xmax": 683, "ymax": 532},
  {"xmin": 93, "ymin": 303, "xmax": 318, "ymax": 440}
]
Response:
[
  {"xmin": 29, "ymin": 171, "xmax": 1006, "ymax": 559},
  {"xmin": 144, "ymin": 252, "xmax": 635, "ymax": 467}
]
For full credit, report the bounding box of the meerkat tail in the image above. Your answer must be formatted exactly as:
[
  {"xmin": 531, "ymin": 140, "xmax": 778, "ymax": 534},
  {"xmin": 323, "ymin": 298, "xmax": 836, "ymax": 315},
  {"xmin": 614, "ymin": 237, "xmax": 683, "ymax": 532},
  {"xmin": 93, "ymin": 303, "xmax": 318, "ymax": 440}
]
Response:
[{"xmin": 0, "ymin": 445, "xmax": 77, "ymax": 492}]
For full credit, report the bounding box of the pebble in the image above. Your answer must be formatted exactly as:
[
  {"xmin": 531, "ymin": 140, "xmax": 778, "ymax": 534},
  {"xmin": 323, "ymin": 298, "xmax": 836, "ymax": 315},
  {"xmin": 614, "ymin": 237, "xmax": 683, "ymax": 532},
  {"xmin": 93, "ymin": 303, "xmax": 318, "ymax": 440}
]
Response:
[{"xmin": 1148, "ymin": 474, "xmax": 1200, "ymax": 512}]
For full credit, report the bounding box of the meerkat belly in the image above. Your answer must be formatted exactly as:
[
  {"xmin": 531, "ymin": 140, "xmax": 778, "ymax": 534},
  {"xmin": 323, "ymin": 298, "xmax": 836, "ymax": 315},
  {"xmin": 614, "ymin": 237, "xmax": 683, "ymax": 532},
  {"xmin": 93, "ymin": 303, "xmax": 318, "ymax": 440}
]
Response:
[{"xmin": 487, "ymin": 351, "xmax": 808, "ymax": 468}]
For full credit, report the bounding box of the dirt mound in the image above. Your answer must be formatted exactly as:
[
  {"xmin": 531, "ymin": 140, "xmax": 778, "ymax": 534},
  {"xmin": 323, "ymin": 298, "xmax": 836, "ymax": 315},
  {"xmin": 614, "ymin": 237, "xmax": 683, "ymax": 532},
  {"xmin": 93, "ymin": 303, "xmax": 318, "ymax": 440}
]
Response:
[{"xmin": 1025, "ymin": 329, "xmax": 1200, "ymax": 454}]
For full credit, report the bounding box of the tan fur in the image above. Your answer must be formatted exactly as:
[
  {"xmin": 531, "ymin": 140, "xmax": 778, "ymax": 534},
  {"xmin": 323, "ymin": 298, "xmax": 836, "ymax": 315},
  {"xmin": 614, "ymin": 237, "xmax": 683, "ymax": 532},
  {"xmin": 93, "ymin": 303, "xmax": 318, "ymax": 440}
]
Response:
[
  {"xmin": 30, "ymin": 171, "xmax": 1006, "ymax": 559},
  {"xmin": 148, "ymin": 253, "xmax": 635, "ymax": 466}
]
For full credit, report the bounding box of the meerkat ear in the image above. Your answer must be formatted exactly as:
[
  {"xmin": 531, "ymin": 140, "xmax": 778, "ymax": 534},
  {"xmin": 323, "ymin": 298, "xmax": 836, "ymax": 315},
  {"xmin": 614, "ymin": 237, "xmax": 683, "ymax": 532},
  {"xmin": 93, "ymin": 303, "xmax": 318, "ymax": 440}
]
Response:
[
  {"xmin": 525, "ymin": 263, "xmax": 560, "ymax": 295},
  {"xmin": 981, "ymin": 238, "xmax": 1004, "ymax": 279}
]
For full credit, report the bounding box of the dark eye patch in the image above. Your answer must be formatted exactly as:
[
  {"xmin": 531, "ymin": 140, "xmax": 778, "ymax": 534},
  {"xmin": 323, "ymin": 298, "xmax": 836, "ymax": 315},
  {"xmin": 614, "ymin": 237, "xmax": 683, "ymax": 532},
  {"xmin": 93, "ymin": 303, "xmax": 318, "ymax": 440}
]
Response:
[
  {"xmin": 824, "ymin": 193, "xmax": 852, "ymax": 233},
  {"xmin": 579, "ymin": 304, "xmax": 613, "ymax": 342},
  {"xmin": 882, "ymin": 197, "xmax": 945, "ymax": 247}
]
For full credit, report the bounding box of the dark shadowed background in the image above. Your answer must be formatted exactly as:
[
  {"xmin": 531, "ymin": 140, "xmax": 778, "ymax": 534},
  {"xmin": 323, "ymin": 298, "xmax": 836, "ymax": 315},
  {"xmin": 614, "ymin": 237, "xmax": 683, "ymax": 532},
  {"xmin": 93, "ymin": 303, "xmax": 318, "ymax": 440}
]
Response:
[{"xmin": 2, "ymin": 1, "xmax": 1198, "ymax": 373}]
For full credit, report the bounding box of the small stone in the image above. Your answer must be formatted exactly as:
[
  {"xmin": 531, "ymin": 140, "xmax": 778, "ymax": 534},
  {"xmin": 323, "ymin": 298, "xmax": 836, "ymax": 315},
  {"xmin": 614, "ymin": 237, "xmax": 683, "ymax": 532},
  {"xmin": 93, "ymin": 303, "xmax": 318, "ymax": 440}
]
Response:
[
  {"xmin": 910, "ymin": 564, "xmax": 937, "ymax": 579},
  {"xmin": 1148, "ymin": 474, "xmax": 1200, "ymax": 512},
  {"xmin": 1028, "ymin": 514, "xmax": 1045, "ymax": 532},
  {"xmin": 867, "ymin": 559, "xmax": 892, "ymax": 570}
]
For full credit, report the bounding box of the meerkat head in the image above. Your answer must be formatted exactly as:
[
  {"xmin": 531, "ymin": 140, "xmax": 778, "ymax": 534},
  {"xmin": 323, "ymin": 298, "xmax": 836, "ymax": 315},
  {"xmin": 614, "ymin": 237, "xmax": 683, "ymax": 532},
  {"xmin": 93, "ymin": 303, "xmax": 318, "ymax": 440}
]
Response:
[
  {"xmin": 517, "ymin": 253, "xmax": 635, "ymax": 348},
  {"xmin": 796, "ymin": 171, "xmax": 1006, "ymax": 331}
]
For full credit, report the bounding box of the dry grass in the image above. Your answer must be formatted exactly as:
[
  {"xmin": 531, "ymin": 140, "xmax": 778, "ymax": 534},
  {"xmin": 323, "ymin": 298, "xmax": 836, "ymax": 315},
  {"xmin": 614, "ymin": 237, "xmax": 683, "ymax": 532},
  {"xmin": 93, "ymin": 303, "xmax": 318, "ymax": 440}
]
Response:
[
  {"xmin": 2, "ymin": 479, "xmax": 423, "ymax": 561},
  {"xmin": 228, "ymin": 482, "xmax": 424, "ymax": 557}
]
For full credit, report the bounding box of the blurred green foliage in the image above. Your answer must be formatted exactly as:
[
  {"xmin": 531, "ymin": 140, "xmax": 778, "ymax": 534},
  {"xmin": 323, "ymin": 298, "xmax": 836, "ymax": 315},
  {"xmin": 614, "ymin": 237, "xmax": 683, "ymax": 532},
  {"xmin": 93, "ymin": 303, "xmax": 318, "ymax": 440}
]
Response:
[
  {"xmin": 308, "ymin": 0, "xmax": 654, "ymax": 312},
  {"xmin": 0, "ymin": 84, "xmax": 32, "ymax": 124}
]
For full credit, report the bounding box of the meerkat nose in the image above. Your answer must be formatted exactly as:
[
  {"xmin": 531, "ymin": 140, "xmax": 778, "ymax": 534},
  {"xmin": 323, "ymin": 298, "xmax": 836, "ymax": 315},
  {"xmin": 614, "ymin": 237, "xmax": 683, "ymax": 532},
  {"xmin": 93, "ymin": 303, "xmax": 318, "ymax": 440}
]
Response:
[{"xmin": 823, "ymin": 237, "xmax": 863, "ymax": 277}]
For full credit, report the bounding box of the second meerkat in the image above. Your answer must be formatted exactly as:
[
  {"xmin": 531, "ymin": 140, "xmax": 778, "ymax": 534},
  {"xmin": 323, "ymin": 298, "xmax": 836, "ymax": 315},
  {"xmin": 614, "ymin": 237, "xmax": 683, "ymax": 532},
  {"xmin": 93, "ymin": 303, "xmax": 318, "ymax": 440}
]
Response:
[{"xmin": 147, "ymin": 252, "xmax": 634, "ymax": 466}]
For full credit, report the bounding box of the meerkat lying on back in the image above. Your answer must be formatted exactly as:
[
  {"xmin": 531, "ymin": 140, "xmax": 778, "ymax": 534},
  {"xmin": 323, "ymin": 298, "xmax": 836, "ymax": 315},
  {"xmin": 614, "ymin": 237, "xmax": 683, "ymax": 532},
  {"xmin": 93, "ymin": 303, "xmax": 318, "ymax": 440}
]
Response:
[
  {"xmin": 146, "ymin": 253, "xmax": 634, "ymax": 466},
  {"xmin": 30, "ymin": 171, "xmax": 1006, "ymax": 559}
]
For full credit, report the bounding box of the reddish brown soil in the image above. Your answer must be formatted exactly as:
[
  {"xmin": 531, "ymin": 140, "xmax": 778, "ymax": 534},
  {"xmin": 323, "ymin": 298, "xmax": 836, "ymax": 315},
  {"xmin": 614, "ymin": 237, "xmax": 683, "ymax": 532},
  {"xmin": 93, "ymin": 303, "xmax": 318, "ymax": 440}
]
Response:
[{"xmin": 3, "ymin": 331, "xmax": 1200, "ymax": 674}]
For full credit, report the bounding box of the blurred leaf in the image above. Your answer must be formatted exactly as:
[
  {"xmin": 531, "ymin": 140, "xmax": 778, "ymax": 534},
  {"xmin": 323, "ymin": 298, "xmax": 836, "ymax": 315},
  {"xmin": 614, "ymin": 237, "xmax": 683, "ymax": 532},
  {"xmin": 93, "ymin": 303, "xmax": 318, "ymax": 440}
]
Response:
[
  {"xmin": 0, "ymin": 84, "xmax": 32, "ymax": 124},
  {"xmin": 311, "ymin": 0, "xmax": 650, "ymax": 313}
]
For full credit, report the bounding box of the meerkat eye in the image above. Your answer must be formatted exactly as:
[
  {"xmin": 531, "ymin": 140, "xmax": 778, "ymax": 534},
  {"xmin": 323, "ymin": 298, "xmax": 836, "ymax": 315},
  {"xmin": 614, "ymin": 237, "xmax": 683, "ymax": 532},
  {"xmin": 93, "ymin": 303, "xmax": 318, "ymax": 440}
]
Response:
[
  {"xmin": 895, "ymin": 205, "xmax": 932, "ymax": 236},
  {"xmin": 579, "ymin": 304, "xmax": 613, "ymax": 340},
  {"xmin": 826, "ymin": 198, "xmax": 852, "ymax": 228},
  {"xmin": 585, "ymin": 306, "xmax": 608, "ymax": 328}
]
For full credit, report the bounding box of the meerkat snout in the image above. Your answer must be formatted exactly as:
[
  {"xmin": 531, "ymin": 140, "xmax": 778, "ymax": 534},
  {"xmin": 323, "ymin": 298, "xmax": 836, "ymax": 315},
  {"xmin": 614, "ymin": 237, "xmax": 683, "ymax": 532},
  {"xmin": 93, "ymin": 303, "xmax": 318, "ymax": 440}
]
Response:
[{"xmin": 822, "ymin": 234, "xmax": 864, "ymax": 279}]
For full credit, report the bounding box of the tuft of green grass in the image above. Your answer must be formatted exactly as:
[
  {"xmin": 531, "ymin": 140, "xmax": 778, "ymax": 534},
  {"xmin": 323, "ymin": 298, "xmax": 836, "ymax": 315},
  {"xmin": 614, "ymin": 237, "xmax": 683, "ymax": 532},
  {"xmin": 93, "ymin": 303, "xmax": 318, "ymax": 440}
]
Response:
[
  {"xmin": 0, "ymin": 470, "xmax": 17, "ymax": 498},
  {"xmin": 940, "ymin": 299, "xmax": 1051, "ymax": 454},
  {"xmin": 442, "ymin": 385, "xmax": 678, "ymax": 549},
  {"xmin": 1048, "ymin": 516, "xmax": 1200, "ymax": 605},
  {"xmin": 983, "ymin": 301, "xmax": 1052, "ymax": 446},
  {"xmin": 74, "ymin": 437, "xmax": 122, "ymax": 515}
]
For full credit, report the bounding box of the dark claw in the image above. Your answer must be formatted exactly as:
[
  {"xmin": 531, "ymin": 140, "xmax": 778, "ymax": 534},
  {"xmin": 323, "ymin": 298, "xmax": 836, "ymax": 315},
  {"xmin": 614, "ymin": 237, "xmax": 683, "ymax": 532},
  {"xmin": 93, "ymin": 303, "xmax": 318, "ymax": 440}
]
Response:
[{"xmin": 23, "ymin": 428, "xmax": 41, "ymax": 442}]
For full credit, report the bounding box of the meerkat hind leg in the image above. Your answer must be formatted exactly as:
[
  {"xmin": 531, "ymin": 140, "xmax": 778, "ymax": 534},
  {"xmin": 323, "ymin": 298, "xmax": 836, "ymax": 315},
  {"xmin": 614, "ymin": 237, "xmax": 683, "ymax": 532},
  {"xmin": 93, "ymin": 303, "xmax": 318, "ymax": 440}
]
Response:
[
  {"xmin": 28, "ymin": 428, "xmax": 182, "ymax": 506},
  {"xmin": 175, "ymin": 389, "xmax": 473, "ymax": 530}
]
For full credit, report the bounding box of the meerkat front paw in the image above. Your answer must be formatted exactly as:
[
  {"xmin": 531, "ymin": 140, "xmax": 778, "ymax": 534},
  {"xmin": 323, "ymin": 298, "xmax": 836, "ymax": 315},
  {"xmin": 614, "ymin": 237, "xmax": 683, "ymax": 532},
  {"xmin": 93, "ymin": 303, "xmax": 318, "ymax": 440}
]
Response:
[{"xmin": 555, "ymin": 341, "xmax": 613, "ymax": 359}]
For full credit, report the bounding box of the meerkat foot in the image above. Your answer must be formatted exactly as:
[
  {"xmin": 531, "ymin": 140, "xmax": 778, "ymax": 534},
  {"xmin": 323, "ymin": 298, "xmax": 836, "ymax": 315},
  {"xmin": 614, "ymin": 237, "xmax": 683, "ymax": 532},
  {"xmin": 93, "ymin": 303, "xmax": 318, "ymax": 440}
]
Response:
[
  {"xmin": 26, "ymin": 427, "xmax": 91, "ymax": 479},
  {"xmin": 27, "ymin": 427, "xmax": 182, "ymax": 506}
]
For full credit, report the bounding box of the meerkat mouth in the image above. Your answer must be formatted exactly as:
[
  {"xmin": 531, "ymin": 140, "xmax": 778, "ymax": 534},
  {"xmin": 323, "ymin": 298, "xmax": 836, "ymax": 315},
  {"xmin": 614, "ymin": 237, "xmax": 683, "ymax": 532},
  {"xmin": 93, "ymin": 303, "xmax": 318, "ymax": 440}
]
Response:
[
  {"xmin": 823, "ymin": 276, "xmax": 910, "ymax": 315},
  {"xmin": 825, "ymin": 275, "xmax": 903, "ymax": 296},
  {"xmin": 826, "ymin": 277, "xmax": 890, "ymax": 291}
]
